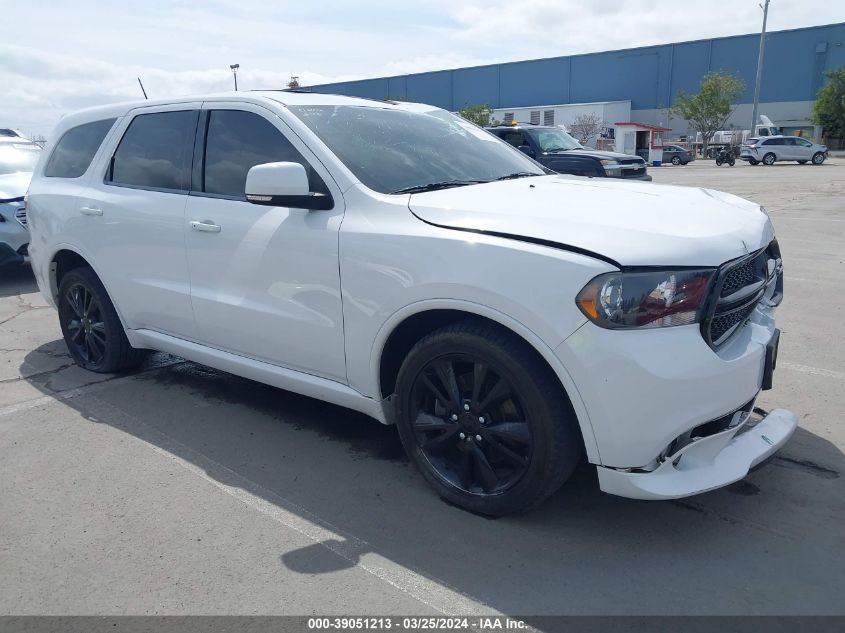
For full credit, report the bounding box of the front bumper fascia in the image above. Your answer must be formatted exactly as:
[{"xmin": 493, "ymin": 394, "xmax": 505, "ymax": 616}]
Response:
[{"xmin": 596, "ymin": 408, "xmax": 797, "ymax": 500}]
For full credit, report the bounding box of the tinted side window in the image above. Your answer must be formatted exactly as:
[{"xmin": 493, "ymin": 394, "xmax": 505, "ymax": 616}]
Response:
[
  {"xmin": 764, "ymin": 138, "xmax": 783, "ymax": 146},
  {"xmin": 109, "ymin": 110, "xmax": 198, "ymax": 191},
  {"xmin": 203, "ymin": 110, "xmax": 327, "ymax": 198},
  {"xmin": 500, "ymin": 131, "xmax": 526, "ymax": 147},
  {"xmin": 44, "ymin": 119, "xmax": 115, "ymax": 178}
]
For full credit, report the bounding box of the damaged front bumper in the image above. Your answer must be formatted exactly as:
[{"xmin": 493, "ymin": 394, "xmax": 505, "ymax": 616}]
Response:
[{"xmin": 596, "ymin": 408, "xmax": 797, "ymax": 500}]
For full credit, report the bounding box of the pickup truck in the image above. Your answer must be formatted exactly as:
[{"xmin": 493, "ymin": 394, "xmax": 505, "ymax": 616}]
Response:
[{"xmin": 486, "ymin": 124, "xmax": 650, "ymax": 181}]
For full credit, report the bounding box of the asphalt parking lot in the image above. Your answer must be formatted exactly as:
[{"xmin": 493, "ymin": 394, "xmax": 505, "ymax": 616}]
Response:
[{"xmin": 1, "ymin": 160, "xmax": 843, "ymax": 617}]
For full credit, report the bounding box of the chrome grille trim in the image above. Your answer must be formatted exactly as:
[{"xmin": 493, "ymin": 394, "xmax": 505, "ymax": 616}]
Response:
[
  {"xmin": 701, "ymin": 241, "xmax": 782, "ymax": 349},
  {"xmin": 14, "ymin": 206, "xmax": 27, "ymax": 229}
]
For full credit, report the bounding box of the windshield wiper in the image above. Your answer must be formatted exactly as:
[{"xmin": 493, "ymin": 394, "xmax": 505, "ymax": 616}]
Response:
[
  {"xmin": 494, "ymin": 172, "xmax": 540, "ymax": 181},
  {"xmin": 390, "ymin": 180, "xmax": 486, "ymax": 194}
]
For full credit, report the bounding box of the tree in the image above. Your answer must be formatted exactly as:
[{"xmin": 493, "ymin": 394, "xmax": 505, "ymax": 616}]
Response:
[
  {"xmin": 568, "ymin": 113, "xmax": 602, "ymax": 145},
  {"xmin": 812, "ymin": 66, "xmax": 845, "ymax": 140},
  {"xmin": 458, "ymin": 104, "xmax": 493, "ymax": 126},
  {"xmin": 670, "ymin": 71, "xmax": 745, "ymax": 156},
  {"xmin": 287, "ymin": 75, "xmax": 301, "ymax": 89}
]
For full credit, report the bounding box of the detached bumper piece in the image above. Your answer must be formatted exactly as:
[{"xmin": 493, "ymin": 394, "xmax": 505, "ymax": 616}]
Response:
[{"xmin": 596, "ymin": 408, "xmax": 797, "ymax": 500}]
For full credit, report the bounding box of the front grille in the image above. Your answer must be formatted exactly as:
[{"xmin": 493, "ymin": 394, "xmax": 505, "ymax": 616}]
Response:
[
  {"xmin": 618, "ymin": 158, "xmax": 646, "ymax": 178},
  {"xmin": 709, "ymin": 301, "xmax": 758, "ymax": 342},
  {"xmin": 702, "ymin": 241, "xmax": 782, "ymax": 348},
  {"xmin": 14, "ymin": 206, "xmax": 26, "ymax": 228},
  {"xmin": 721, "ymin": 258, "xmax": 757, "ymax": 296}
]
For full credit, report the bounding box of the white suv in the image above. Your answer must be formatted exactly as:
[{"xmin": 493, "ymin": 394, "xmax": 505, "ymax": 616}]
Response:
[{"xmin": 26, "ymin": 92, "xmax": 795, "ymax": 516}]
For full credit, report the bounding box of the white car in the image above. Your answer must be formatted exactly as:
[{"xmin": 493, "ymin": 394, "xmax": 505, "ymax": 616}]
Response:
[
  {"xmin": 740, "ymin": 135, "xmax": 828, "ymax": 165},
  {"xmin": 0, "ymin": 130, "xmax": 41, "ymax": 267},
  {"xmin": 26, "ymin": 92, "xmax": 795, "ymax": 516}
]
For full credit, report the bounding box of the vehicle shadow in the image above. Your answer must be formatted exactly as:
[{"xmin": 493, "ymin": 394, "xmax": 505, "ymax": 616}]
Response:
[
  {"xmin": 19, "ymin": 343, "xmax": 845, "ymax": 616},
  {"xmin": 0, "ymin": 265, "xmax": 37, "ymax": 299}
]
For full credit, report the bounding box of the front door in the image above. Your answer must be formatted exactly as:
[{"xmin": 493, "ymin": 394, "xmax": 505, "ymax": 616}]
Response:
[{"xmin": 184, "ymin": 104, "xmax": 347, "ymax": 382}]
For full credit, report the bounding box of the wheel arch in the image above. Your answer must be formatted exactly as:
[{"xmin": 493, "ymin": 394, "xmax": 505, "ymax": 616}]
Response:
[
  {"xmin": 372, "ymin": 300, "xmax": 600, "ymax": 462},
  {"xmin": 48, "ymin": 245, "xmax": 132, "ymax": 332}
]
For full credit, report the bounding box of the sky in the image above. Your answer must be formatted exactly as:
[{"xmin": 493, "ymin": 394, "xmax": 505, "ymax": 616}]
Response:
[{"xmin": 3, "ymin": 0, "xmax": 844, "ymax": 136}]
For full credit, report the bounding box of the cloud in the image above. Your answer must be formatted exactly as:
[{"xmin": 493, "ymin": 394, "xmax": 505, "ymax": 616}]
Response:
[{"xmin": 3, "ymin": 0, "xmax": 843, "ymax": 136}]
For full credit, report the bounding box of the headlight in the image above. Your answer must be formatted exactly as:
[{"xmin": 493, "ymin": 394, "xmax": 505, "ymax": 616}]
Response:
[
  {"xmin": 599, "ymin": 159, "xmax": 619, "ymax": 166},
  {"xmin": 576, "ymin": 269, "xmax": 715, "ymax": 329}
]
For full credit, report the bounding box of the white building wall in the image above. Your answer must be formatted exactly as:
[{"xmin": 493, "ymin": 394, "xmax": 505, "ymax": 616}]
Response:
[{"xmin": 491, "ymin": 101, "xmax": 632, "ymax": 133}]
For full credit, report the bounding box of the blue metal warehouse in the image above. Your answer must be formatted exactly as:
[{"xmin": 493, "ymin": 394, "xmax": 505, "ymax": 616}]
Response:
[{"xmin": 308, "ymin": 22, "xmax": 845, "ymax": 134}]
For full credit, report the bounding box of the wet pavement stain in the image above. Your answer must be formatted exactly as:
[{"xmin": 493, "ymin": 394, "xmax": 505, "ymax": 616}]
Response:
[
  {"xmin": 727, "ymin": 480, "xmax": 761, "ymax": 496},
  {"xmin": 142, "ymin": 361, "xmax": 407, "ymax": 463}
]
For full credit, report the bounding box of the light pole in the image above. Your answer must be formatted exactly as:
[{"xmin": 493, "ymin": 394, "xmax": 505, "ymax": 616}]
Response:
[
  {"xmin": 230, "ymin": 63, "xmax": 240, "ymax": 91},
  {"xmin": 749, "ymin": 0, "xmax": 770, "ymax": 135}
]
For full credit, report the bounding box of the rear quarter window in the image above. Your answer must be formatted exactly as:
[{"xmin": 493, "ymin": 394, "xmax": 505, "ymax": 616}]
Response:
[{"xmin": 44, "ymin": 119, "xmax": 116, "ymax": 178}]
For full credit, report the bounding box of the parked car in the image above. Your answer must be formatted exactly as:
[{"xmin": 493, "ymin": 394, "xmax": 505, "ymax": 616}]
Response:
[
  {"xmin": 27, "ymin": 92, "xmax": 794, "ymax": 516},
  {"xmin": 740, "ymin": 135, "xmax": 828, "ymax": 165},
  {"xmin": 662, "ymin": 144, "xmax": 694, "ymax": 165},
  {"xmin": 0, "ymin": 132, "xmax": 40, "ymax": 267},
  {"xmin": 486, "ymin": 124, "xmax": 651, "ymax": 181}
]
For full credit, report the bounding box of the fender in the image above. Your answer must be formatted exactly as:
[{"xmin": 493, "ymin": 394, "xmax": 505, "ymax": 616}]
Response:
[
  {"xmin": 43, "ymin": 242, "xmax": 135, "ymax": 339},
  {"xmin": 370, "ymin": 298, "xmax": 601, "ymax": 463}
]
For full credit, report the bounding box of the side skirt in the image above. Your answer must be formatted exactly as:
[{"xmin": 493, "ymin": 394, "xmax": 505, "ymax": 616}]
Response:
[{"xmin": 129, "ymin": 329, "xmax": 388, "ymax": 423}]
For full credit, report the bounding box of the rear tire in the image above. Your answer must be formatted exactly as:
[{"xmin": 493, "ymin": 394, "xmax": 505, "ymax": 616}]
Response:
[
  {"xmin": 763, "ymin": 152, "xmax": 776, "ymax": 165},
  {"xmin": 812, "ymin": 152, "xmax": 825, "ymax": 165},
  {"xmin": 394, "ymin": 320, "xmax": 582, "ymax": 516},
  {"xmin": 58, "ymin": 267, "xmax": 147, "ymax": 373}
]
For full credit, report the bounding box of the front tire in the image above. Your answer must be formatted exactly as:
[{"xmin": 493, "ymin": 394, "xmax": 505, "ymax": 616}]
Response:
[
  {"xmin": 58, "ymin": 267, "xmax": 147, "ymax": 373},
  {"xmin": 763, "ymin": 152, "xmax": 776, "ymax": 165},
  {"xmin": 394, "ymin": 321, "xmax": 582, "ymax": 516},
  {"xmin": 671, "ymin": 156, "xmax": 681, "ymax": 165},
  {"xmin": 812, "ymin": 152, "xmax": 826, "ymax": 165}
]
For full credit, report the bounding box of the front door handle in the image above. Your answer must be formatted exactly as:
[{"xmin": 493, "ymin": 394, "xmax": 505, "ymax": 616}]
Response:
[
  {"xmin": 79, "ymin": 206, "xmax": 103, "ymax": 216},
  {"xmin": 190, "ymin": 220, "xmax": 221, "ymax": 233}
]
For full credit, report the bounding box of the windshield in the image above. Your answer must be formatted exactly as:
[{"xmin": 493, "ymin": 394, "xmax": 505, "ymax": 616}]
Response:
[
  {"xmin": 0, "ymin": 143, "xmax": 41, "ymax": 176},
  {"xmin": 527, "ymin": 128, "xmax": 583, "ymax": 152},
  {"xmin": 288, "ymin": 105, "xmax": 546, "ymax": 194}
]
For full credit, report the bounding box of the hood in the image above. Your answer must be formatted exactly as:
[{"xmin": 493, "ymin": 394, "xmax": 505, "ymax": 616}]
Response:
[
  {"xmin": 0, "ymin": 172, "xmax": 32, "ymax": 200},
  {"xmin": 408, "ymin": 175, "xmax": 773, "ymax": 267}
]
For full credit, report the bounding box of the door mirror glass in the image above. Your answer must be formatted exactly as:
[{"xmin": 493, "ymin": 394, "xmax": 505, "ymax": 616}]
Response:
[{"xmin": 245, "ymin": 161, "xmax": 332, "ymax": 209}]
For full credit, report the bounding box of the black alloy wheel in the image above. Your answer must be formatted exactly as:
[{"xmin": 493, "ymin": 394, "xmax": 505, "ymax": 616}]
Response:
[
  {"xmin": 395, "ymin": 321, "xmax": 581, "ymax": 516},
  {"xmin": 62, "ymin": 283, "xmax": 107, "ymax": 367},
  {"xmin": 58, "ymin": 267, "xmax": 147, "ymax": 373},
  {"xmin": 409, "ymin": 354, "xmax": 532, "ymax": 496}
]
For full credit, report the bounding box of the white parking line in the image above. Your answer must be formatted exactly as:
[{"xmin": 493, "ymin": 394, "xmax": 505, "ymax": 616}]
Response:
[
  {"xmin": 781, "ymin": 362, "xmax": 845, "ymax": 381},
  {"xmin": 81, "ymin": 394, "xmax": 496, "ymax": 617}
]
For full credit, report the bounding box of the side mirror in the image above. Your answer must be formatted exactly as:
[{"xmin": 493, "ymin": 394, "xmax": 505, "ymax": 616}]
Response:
[
  {"xmin": 517, "ymin": 144, "xmax": 535, "ymax": 158},
  {"xmin": 245, "ymin": 161, "xmax": 332, "ymax": 210}
]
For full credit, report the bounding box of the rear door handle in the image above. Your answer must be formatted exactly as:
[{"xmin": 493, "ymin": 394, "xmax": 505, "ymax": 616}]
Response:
[
  {"xmin": 79, "ymin": 206, "xmax": 103, "ymax": 216},
  {"xmin": 190, "ymin": 220, "xmax": 221, "ymax": 233}
]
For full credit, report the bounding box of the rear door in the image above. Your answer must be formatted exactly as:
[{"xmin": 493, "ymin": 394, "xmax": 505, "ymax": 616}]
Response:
[
  {"xmin": 76, "ymin": 104, "xmax": 201, "ymax": 338},
  {"xmin": 184, "ymin": 103, "xmax": 347, "ymax": 382}
]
